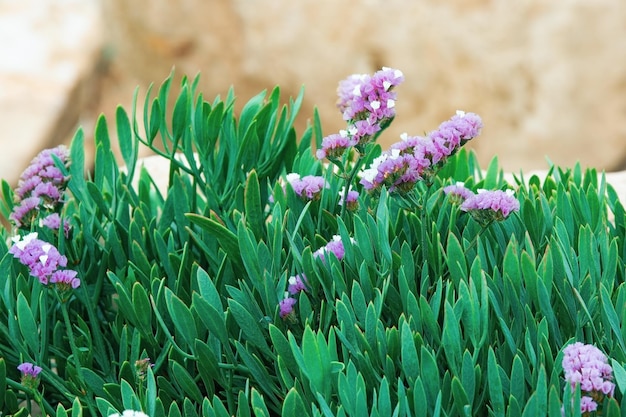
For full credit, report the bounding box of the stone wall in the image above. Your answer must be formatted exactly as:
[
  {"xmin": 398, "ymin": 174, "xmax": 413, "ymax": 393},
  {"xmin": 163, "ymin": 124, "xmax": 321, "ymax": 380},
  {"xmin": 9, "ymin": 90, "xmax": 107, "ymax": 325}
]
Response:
[
  {"xmin": 102, "ymin": 0, "xmax": 626, "ymax": 173},
  {"xmin": 2, "ymin": 0, "xmax": 626, "ymax": 188}
]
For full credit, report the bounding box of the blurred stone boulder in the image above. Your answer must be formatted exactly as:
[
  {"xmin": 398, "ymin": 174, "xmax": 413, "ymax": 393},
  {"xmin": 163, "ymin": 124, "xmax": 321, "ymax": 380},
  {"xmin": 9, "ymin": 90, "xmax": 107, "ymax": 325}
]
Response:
[{"xmin": 100, "ymin": 0, "xmax": 626, "ymax": 172}]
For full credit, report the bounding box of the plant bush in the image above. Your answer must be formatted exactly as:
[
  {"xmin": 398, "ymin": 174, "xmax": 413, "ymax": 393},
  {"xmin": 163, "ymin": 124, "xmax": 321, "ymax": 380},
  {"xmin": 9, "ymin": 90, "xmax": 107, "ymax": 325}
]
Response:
[{"xmin": 0, "ymin": 69, "xmax": 624, "ymax": 416}]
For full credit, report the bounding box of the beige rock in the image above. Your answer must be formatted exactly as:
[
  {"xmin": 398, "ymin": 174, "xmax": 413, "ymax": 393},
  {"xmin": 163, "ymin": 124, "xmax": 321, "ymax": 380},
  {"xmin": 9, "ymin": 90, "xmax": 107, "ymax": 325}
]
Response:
[
  {"xmin": 101, "ymin": 0, "xmax": 626, "ymax": 173},
  {"xmin": 0, "ymin": 0, "xmax": 104, "ymax": 185}
]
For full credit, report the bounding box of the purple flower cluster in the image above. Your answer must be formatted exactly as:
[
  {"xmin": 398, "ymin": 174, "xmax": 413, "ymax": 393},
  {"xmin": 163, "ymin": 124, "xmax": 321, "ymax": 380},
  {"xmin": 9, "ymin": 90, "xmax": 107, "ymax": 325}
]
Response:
[
  {"xmin": 359, "ymin": 148, "xmax": 429, "ymax": 194},
  {"xmin": 317, "ymin": 68, "xmax": 404, "ymax": 160},
  {"xmin": 40, "ymin": 213, "xmax": 71, "ymax": 237},
  {"xmin": 338, "ymin": 187, "xmax": 359, "ymax": 211},
  {"xmin": 18, "ymin": 362, "xmax": 42, "ymax": 390},
  {"xmin": 10, "ymin": 146, "xmax": 70, "ymax": 230},
  {"xmin": 18, "ymin": 362, "xmax": 42, "ymax": 378},
  {"xmin": 287, "ymin": 273, "xmax": 308, "ymax": 295},
  {"xmin": 316, "ymin": 130, "xmax": 356, "ymax": 160},
  {"xmin": 313, "ymin": 235, "xmax": 354, "ymax": 262},
  {"xmin": 279, "ymin": 273, "xmax": 308, "ymax": 321},
  {"xmin": 359, "ymin": 111, "xmax": 483, "ymax": 194},
  {"xmin": 9, "ymin": 232, "xmax": 80, "ymax": 289},
  {"xmin": 337, "ymin": 67, "xmax": 404, "ymax": 124},
  {"xmin": 443, "ymin": 182, "xmax": 475, "ymax": 204},
  {"xmin": 562, "ymin": 342, "xmax": 615, "ymax": 413},
  {"xmin": 460, "ymin": 189, "xmax": 520, "ymax": 223},
  {"xmin": 286, "ymin": 173, "xmax": 328, "ymax": 201},
  {"xmin": 279, "ymin": 293, "xmax": 297, "ymax": 319}
]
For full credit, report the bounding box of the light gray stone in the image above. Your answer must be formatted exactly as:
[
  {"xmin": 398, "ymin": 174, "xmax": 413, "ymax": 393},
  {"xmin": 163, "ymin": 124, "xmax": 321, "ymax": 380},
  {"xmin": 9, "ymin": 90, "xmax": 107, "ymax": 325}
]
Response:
[{"xmin": 0, "ymin": 0, "xmax": 103, "ymax": 185}]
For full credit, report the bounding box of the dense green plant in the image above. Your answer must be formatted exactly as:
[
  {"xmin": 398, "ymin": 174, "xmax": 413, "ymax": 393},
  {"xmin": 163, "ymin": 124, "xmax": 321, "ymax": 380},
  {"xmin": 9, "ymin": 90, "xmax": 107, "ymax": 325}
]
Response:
[{"xmin": 0, "ymin": 70, "xmax": 624, "ymax": 417}]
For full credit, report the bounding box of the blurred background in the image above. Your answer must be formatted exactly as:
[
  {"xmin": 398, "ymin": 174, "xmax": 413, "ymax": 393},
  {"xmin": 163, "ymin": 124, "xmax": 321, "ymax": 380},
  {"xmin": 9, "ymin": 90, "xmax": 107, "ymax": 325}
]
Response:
[{"xmin": 2, "ymin": 0, "xmax": 626, "ymax": 186}]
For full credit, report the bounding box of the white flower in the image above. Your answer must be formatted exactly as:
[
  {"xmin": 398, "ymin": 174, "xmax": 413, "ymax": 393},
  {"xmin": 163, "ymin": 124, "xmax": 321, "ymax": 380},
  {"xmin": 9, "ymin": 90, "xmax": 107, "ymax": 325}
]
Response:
[
  {"xmin": 109, "ymin": 410, "xmax": 150, "ymax": 417},
  {"xmin": 11, "ymin": 232, "xmax": 38, "ymax": 250},
  {"xmin": 285, "ymin": 173, "xmax": 301, "ymax": 183}
]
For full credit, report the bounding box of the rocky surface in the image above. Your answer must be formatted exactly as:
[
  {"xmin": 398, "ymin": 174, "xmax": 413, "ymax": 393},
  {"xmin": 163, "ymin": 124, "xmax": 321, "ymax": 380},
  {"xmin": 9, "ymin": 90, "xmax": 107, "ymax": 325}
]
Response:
[
  {"xmin": 102, "ymin": 0, "xmax": 626, "ymax": 173},
  {"xmin": 3, "ymin": 0, "xmax": 626, "ymax": 189},
  {"xmin": 0, "ymin": 0, "xmax": 104, "ymax": 185}
]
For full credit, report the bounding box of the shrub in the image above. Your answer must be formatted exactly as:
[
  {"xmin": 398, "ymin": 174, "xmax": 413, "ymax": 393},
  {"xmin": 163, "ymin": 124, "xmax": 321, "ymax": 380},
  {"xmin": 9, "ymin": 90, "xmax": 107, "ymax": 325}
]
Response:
[{"xmin": 0, "ymin": 69, "xmax": 624, "ymax": 416}]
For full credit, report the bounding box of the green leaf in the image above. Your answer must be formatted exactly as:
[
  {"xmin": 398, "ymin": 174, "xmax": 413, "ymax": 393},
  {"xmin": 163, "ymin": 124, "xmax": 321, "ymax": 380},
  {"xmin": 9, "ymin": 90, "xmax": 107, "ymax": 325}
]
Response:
[
  {"xmin": 401, "ymin": 320, "xmax": 419, "ymax": 381},
  {"xmin": 300, "ymin": 326, "xmax": 331, "ymax": 398},
  {"xmin": 244, "ymin": 170, "xmax": 264, "ymax": 241},
  {"xmin": 237, "ymin": 390, "xmax": 251, "ymax": 417},
  {"xmin": 510, "ymin": 355, "xmax": 526, "ymax": 403},
  {"xmin": 16, "ymin": 293, "xmax": 39, "ymax": 356},
  {"xmin": 482, "ymin": 155, "xmax": 501, "ymax": 189},
  {"xmin": 71, "ymin": 397, "xmax": 83, "ymax": 417},
  {"xmin": 120, "ymin": 378, "xmax": 142, "ymax": 411},
  {"xmin": 196, "ymin": 267, "xmax": 223, "ymax": 311},
  {"xmin": 227, "ymin": 298, "xmax": 272, "ymax": 357},
  {"xmin": 488, "ymin": 347, "xmax": 505, "ymax": 417},
  {"xmin": 0, "ymin": 358, "xmax": 5, "ymax": 409},
  {"xmin": 171, "ymin": 361, "xmax": 203, "ymax": 403},
  {"xmin": 132, "ymin": 282, "xmax": 152, "ymax": 336},
  {"xmin": 420, "ymin": 346, "xmax": 440, "ymax": 404},
  {"xmin": 172, "ymin": 84, "xmax": 190, "ymax": 142},
  {"xmin": 146, "ymin": 367, "xmax": 157, "ymax": 417},
  {"xmin": 68, "ymin": 128, "xmax": 89, "ymax": 204},
  {"xmin": 446, "ymin": 233, "xmax": 467, "ymax": 287},
  {"xmin": 234, "ymin": 341, "xmax": 279, "ymax": 405},
  {"xmin": 251, "ymin": 388, "xmax": 271, "ymax": 417},
  {"xmin": 282, "ymin": 388, "xmax": 310, "ymax": 417},
  {"xmin": 186, "ymin": 213, "xmax": 243, "ymax": 270},
  {"xmin": 116, "ymin": 105, "xmax": 136, "ymax": 180},
  {"xmin": 442, "ymin": 301, "xmax": 461, "ymax": 374},
  {"xmin": 269, "ymin": 324, "xmax": 298, "ymax": 374},
  {"xmin": 164, "ymin": 288, "xmax": 198, "ymax": 349},
  {"xmin": 611, "ymin": 359, "xmax": 626, "ymax": 395},
  {"xmin": 451, "ymin": 376, "xmax": 470, "ymax": 416},
  {"xmin": 600, "ymin": 284, "xmax": 626, "ymax": 352},
  {"xmin": 192, "ymin": 293, "xmax": 229, "ymax": 347}
]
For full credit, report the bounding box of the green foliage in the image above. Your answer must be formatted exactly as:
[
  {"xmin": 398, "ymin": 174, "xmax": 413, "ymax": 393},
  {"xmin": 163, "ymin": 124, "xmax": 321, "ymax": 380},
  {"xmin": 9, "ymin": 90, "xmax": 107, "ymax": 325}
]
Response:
[{"xmin": 0, "ymin": 71, "xmax": 625, "ymax": 416}]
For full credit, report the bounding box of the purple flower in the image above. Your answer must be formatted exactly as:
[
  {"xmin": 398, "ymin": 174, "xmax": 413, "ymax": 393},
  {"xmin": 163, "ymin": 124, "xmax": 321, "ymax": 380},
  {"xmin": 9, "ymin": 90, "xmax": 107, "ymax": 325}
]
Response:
[
  {"xmin": 336, "ymin": 67, "xmax": 404, "ymax": 128},
  {"xmin": 15, "ymin": 146, "xmax": 69, "ymax": 200},
  {"xmin": 579, "ymin": 396, "xmax": 598, "ymax": 413},
  {"xmin": 287, "ymin": 274, "xmax": 308, "ymax": 295},
  {"xmin": 31, "ymin": 182, "xmax": 62, "ymax": 207},
  {"xmin": 316, "ymin": 130, "xmax": 357, "ymax": 160},
  {"xmin": 443, "ymin": 110, "xmax": 483, "ymax": 143},
  {"xmin": 286, "ymin": 174, "xmax": 328, "ymax": 201},
  {"xmin": 9, "ymin": 233, "xmax": 68, "ymax": 284},
  {"xmin": 337, "ymin": 73, "xmax": 369, "ymax": 116},
  {"xmin": 359, "ymin": 149, "xmax": 427, "ymax": 194},
  {"xmin": 443, "ymin": 182, "xmax": 475, "ymax": 204},
  {"xmin": 17, "ymin": 362, "xmax": 42, "ymax": 378},
  {"xmin": 349, "ymin": 119, "xmax": 381, "ymax": 147},
  {"xmin": 314, "ymin": 235, "xmax": 354, "ymax": 262},
  {"xmin": 9, "ymin": 196, "xmax": 41, "ymax": 228},
  {"xmin": 563, "ymin": 342, "xmax": 615, "ymax": 395},
  {"xmin": 279, "ymin": 295, "xmax": 297, "ymax": 318},
  {"xmin": 562, "ymin": 342, "xmax": 615, "ymax": 414},
  {"xmin": 338, "ymin": 187, "xmax": 359, "ymax": 211},
  {"xmin": 18, "ymin": 362, "xmax": 42, "ymax": 390},
  {"xmin": 460, "ymin": 189, "xmax": 520, "ymax": 224},
  {"xmin": 11, "ymin": 146, "xmax": 70, "ymax": 229},
  {"xmin": 40, "ymin": 213, "xmax": 71, "ymax": 237},
  {"xmin": 50, "ymin": 269, "xmax": 81, "ymax": 289}
]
